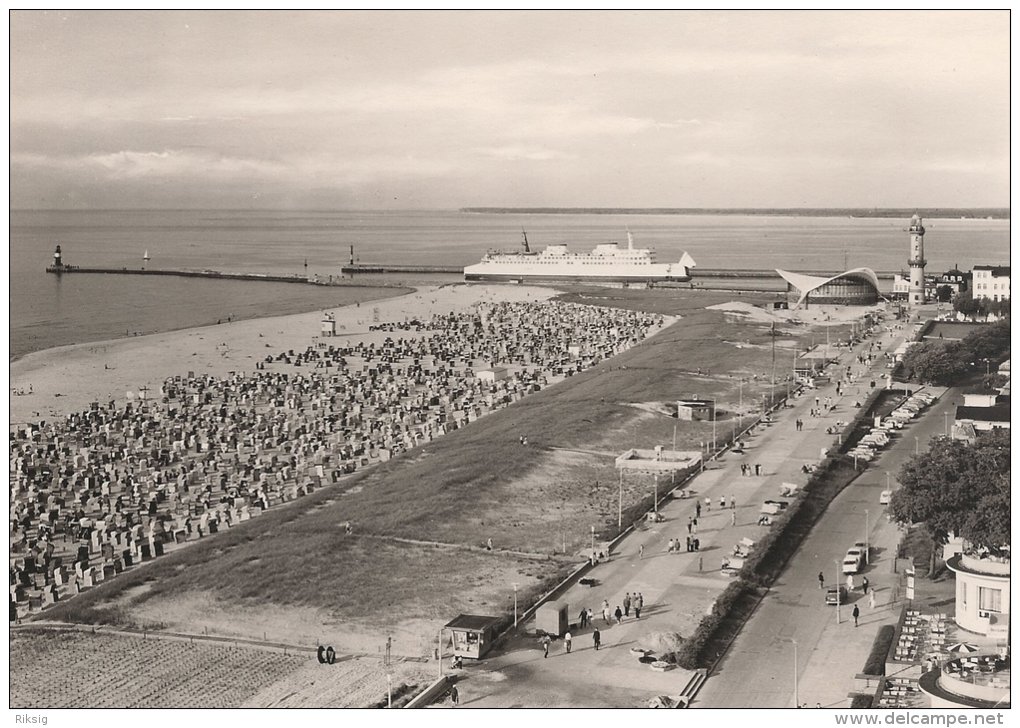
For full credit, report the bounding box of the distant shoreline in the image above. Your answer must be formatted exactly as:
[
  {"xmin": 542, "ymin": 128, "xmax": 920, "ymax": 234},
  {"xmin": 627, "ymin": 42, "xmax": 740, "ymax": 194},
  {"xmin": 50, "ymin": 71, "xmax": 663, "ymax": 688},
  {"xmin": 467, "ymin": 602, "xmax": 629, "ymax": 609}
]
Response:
[{"xmin": 460, "ymin": 207, "xmax": 1010, "ymax": 219}]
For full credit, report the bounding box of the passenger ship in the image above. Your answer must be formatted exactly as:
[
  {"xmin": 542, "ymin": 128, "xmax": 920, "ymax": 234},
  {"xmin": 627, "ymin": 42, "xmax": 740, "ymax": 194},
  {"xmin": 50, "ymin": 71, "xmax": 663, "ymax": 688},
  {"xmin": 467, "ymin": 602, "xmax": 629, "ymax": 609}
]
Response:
[{"xmin": 463, "ymin": 231, "xmax": 696, "ymax": 284}]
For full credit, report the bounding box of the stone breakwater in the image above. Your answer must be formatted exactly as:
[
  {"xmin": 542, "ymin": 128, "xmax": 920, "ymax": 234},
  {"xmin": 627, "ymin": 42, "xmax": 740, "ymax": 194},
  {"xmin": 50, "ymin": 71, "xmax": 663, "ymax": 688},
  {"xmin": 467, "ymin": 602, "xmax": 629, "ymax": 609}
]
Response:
[{"xmin": 10, "ymin": 299, "xmax": 668, "ymax": 620}]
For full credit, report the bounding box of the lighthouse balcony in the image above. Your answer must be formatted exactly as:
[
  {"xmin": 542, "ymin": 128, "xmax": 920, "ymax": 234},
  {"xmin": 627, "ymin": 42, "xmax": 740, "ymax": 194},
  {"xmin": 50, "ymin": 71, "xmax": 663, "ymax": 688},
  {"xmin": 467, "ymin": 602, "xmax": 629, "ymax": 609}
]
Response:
[{"xmin": 908, "ymin": 258, "xmax": 927, "ymax": 267}]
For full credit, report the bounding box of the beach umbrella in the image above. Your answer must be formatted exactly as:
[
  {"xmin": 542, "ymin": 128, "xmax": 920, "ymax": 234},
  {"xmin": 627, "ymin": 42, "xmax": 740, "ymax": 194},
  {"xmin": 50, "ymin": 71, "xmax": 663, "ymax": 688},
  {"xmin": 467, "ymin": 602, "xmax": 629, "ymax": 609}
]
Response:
[{"xmin": 947, "ymin": 642, "xmax": 979, "ymax": 653}]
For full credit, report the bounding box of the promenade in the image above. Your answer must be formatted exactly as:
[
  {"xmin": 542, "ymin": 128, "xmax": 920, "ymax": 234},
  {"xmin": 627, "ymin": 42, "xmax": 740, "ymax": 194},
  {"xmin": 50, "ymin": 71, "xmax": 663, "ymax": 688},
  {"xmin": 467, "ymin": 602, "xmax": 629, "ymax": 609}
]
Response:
[{"xmin": 441, "ymin": 312, "xmax": 914, "ymax": 708}]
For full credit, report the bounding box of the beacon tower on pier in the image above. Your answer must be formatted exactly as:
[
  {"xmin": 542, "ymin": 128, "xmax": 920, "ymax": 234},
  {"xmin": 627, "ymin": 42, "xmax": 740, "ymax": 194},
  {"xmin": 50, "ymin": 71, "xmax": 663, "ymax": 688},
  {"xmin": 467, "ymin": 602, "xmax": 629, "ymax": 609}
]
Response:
[{"xmin": 908, "ymin": 214, "xmax": 926, "ymax": 305}]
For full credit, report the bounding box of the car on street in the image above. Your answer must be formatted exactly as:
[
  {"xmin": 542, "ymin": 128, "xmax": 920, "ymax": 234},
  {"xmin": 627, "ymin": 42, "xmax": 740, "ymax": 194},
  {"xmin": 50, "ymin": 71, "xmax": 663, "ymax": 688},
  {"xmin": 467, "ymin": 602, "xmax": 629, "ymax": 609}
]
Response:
[
  {"xmin": 825, "ymin": 586, "xmax": 849, "ymax": 605},
  {"xmin": 843, "ymin": 546, "xmax": 866, "ymax": 573},
  {"xmin": 880, "ymin": 489, "xmax": 893, "ymax": 505}
]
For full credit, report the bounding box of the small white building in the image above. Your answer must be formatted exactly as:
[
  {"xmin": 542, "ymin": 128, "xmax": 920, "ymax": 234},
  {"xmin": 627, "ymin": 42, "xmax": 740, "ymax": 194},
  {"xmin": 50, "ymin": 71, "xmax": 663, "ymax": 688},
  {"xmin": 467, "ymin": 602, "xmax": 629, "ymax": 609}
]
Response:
[
  {"xmin": 475, "ymin": 367, "xmax": 508, "ymax": 383},
  {"xmin": 971, "ymin": 265, "xmax": 1010, "ymax": 302},
  {"xmin": 946, "ymin": 553, "xmax": 1010, "ymax": 636}
]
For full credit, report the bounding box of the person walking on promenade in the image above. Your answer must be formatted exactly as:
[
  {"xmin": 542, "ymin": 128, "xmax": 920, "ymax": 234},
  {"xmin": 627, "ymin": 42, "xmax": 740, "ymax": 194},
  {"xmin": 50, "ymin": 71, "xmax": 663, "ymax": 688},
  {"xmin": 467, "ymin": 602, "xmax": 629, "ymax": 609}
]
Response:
[
  {"xmin": 602, "ymin": 601, "xmax": 611, "ymax": 624},
  {"xmin": 579, "ymin": 608, "xmax": 588, "ymax": 628},
  {"xmin": 686, "ymin": 535, "xmax": 693, "ymax": 552},
  {"xmin": 818, "ymin": 571, "xmax": 825, "ymax": 589},
  {"xmin": 730, "ymin": 510, "xmax": 736, "ymax": 526},
  {"xmin": 450, "ymin": 685, "xmax": 459, "ymax": 707},
  {"xmin": 862, "ymin": 576, "xmax": 869, "ymax": 594},
  {"xmin": 846, "ymin": 574, "xmax": 855, "ymax": 591},
  {"xmin": 691, "ymin": 519, "xmax": 698, "ymax": 535},
  {"xmin": 639, "ymin": 543, "xmax": 644, "ymax": 559},
  {"xmin": 852, "ymin": 604, "xmax": 860, "ymax": 627},
  {"xmin": 869, "ymin": 590, "xmax": 876, "ymax": 611},
  {"xmin": 696, "ymin": 500, "xmax": 702, "ymax": 518},
  {"xmin": 614, "ymin": 606, "xmax": 623, "ymax": 625},
  {"xmin": 730, "ymin": 495, "xmax": 736, "ymax": 509},
  {"xmin": 687, "ymin": 518, "xmax": 693, "ymax": 534},
  {"xmin": 542, "ymin": 634, "xmax": 551, "ymax": 657},
  {"xmin": 634, "ymin": 593, "xmax": 643, "ymax": 619},
  {"xmin": 564, "ymin": 632, "xmax": 572, "ymax": 654},
  {"xmin": 623, "ymin": 593, "xmax": 632, "ymax": 617},
  {"xmin": 587, "ymin": 607, "xmax": 594, "ymax": 626},
  {"xmin": 593, "ymin": 628, "xmax": 601, "ymax": 651},
  {"xmin": 698, "ymin": 555, "xmax": 703, "ymax": 572}
]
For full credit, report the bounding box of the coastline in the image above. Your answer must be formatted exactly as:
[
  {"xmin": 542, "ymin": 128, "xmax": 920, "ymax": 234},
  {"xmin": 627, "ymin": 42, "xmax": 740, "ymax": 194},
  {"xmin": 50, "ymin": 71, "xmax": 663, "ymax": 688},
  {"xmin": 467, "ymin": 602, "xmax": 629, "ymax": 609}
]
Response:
[{"xmin": 9, "ymin": 283, "xmax": 557, "ymax": 424}]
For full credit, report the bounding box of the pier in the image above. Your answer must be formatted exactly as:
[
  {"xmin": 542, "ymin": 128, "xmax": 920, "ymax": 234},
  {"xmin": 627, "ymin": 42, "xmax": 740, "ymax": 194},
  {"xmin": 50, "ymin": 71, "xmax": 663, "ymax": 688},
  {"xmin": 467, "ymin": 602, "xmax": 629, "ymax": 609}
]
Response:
[
  {"xmin": 43, "ymin": 265, "xmax": 406, "ymax": 289},
  {"xmin": 339, "ymin": 263, "xmax": 898, "ymax": 279}
]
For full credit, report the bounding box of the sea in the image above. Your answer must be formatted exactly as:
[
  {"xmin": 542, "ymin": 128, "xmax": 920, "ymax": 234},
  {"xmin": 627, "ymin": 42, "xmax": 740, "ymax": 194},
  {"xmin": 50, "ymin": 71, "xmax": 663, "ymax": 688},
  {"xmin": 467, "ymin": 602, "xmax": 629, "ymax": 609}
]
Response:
[{"xmin": 9, "ymin": 209, "xmax": 1010, "ymax": 360}]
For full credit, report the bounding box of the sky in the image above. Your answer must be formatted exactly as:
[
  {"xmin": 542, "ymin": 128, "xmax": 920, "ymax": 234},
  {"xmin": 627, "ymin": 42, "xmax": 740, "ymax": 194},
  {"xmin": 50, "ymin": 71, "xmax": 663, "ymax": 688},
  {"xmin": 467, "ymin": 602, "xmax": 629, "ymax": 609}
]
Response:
[{"xmin": 9, "ymin": 10, "xmax": 1010, "ymax": 210}]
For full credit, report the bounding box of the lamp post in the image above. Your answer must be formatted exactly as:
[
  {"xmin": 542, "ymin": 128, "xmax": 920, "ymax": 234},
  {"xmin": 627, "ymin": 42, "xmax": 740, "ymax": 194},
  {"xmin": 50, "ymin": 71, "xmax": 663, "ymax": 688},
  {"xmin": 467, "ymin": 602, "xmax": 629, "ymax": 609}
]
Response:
[
  {"xmin": 792, "ymin": 639, "xmax": 799, "ymax": 708},
  {"xmin": 835, "ymin": 559, "xmax": 842, "ymax": 624},
  {"xmin": 914, "ymin": 436, "xmax": 919, "ymax": 455},
  {"xmin": 590, "ymin": 525, "xmax": 595, "ymax": 556},
  {"xmin": 618, "ymin": 470, "xmax": 623, "ymax": 531},
  {"xmin": 513, "ymin": 582, "xmax": 519, "ymax": 628},
  {"xmin": 944, "ymin": 412, "xmax": 949, "ymax": 437},
  {"xmin": 654, "ymin": 473, "xmax": 659, "ymax": 515},
  {"xmin": 864, "ymin": 509, "xmax": 870, "ymax": 565},
  {"xmin": 711, "ymin": 399, "xmax": 717, "ymax": 452},
  {"xmin": 438, "ymin": 628, "xmax": 444, "ymax": 677},
  {"xmin": 738, "ymin": 379, "xmax": 743, "ymax": 428}
]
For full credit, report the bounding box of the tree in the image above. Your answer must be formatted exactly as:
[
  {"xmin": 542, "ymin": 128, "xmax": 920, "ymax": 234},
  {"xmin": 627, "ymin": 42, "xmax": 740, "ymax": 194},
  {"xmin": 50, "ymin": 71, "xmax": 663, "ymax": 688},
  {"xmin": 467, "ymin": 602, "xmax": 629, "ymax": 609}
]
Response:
[
  {"xmin": 961, "ymin": 319, "xmax": 1010, "ymax": 364},
  {"xmin": 892, "ymin": 430, "xmax": 1010, "ymax": 558},
  {"xmin": 900, "ymin": 340, "xmax": 970, "ymax": 385},
  {"xmin": 954, "ymin": 291, "xmax": 986, "ymax": 318},
  {"xmin": 936, "ymin": 284, "xmax": 954, "ymax": 303}
]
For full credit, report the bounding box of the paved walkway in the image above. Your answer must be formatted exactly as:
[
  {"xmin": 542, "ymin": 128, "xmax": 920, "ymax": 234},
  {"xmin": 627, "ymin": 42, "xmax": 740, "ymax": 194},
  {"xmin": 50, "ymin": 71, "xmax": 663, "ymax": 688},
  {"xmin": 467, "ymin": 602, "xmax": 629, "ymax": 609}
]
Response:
[{"xmin": 443, "ymin": 314, "xmax": 916, "ymax": 707}]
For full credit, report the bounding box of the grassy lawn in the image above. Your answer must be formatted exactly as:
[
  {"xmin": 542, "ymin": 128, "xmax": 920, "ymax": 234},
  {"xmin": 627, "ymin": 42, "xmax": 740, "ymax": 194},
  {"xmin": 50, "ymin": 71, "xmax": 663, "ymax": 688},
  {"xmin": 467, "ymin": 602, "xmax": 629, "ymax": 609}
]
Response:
[{"xmin": 40, "ymin": 290, "xmax": 859, "ymax": 647}]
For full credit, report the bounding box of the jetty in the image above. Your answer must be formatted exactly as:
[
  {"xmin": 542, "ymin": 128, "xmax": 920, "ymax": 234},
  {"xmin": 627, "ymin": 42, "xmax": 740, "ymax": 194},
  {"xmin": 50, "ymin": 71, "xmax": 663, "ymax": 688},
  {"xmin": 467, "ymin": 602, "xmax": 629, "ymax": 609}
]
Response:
[
  {"xmin": 43, "ymin": 264, "xmax": 410, "ymax": 289},
  {"xmin": 339, "ymin": 263, "xmax": 897, "ymax": 280}
]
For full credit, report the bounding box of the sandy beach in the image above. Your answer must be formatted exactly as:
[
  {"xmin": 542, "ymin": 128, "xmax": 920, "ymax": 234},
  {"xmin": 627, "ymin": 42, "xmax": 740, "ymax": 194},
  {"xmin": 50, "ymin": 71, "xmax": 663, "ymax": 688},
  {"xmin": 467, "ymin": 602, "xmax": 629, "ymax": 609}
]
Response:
[{"xmin": 10, "ymin": 283, "xmax": 556, "ymax": 425}]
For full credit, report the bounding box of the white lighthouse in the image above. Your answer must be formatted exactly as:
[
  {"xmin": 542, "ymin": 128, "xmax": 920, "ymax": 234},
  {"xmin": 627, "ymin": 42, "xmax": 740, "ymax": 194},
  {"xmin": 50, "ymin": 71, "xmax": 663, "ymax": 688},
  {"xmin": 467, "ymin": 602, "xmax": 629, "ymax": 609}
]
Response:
[{"xmin": 908, "ymin": 214, "xmax": 926, "ymax": 305}]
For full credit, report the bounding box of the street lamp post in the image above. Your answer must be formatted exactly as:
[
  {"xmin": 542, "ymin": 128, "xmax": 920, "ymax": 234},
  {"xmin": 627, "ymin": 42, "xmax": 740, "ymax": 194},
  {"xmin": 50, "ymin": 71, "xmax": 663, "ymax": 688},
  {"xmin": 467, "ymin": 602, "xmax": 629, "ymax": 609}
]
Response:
[
  {"xmin": 738, "ymin": 379, "xmax": 743, "ymax": 428},
  {"xmin": 944, "ymin": 412, "xmax": 949, "ymax": 437},
  {"xmin": 835, "ymin": 559, "xmax": 842, "ymax": 624},
  {"xmin": 618, "ymin": 470, "xmax": 623, "ymax": 531},
  {"xmin": 590, "ymin": 525, "xmax": 595, "ymax": 556},
  {"xmin": 793, "ymin": 639, "xmax": 799, "ymax": 708},
  {"xmin": 914, "ymin": 436, "xmax": 919, "ymax": 455},
  {"xmin": 865, "ymin": 509, "xmax": 870, "ymax": 565},
  {"xmin": 711, "ymin": 399, "xmax": 717, "ymax": 452},
  {"xmin": 513, "ymin": 582, "xmax": 519, "ymax": 628}
]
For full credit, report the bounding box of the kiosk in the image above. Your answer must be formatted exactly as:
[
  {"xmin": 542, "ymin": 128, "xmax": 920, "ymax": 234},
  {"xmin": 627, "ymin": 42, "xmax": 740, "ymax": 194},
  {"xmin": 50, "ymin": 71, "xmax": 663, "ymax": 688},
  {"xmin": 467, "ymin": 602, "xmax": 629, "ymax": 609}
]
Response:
[{"xmin": 445, "ymin": 614, "xmax": 501, "ymax": 660}]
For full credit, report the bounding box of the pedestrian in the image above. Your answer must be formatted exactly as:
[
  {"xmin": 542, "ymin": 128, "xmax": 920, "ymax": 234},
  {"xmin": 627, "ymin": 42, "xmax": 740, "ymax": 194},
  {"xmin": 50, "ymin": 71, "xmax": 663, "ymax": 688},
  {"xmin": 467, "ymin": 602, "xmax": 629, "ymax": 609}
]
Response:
[
  {"xmin": 740, "ymin": 463, "xmax": 746, "ymax": 476},
  {"xmin": 869, "ymin": 590, "xmax": 876, "ymax": 610},
  {"xmin": 852, "ymin": 604, "xmax": 860, "ymax": 627},
  {"xmin": 593, "ymin": 628, "xmax": 601, "ymax": 650},
  {"xmin": 695, "ymin": 500, "xmax": 702, "ymax": 518},
  {"xmin": 693, "ymin": 538, "xmax": 700, "ymax": 551},
  {"xmin": 587, "ymin": 607, "xmax": 595, "ymax": 626},
  {"xmin": 542, "ymin": 634, "xmax": 551, "ymax": 657},
  {"xmin": 691, "ymin": 519, "xmax": 698, "ymax": 535},
  {"xmin": 686, "ymin": 535, "xmax": 692, "ymax": 552},
  {"xmin": 698, "ymin": 555, "xmax": 703, "ymax": 572},
  {"xmin": 639, "ymin": 544, "xmax": 644, "ymax": 559},
  {"xmin": 818, "ymin": 571, "xmax": 825, "ymax": 589},
  {"xmin": 730, "ymin": 510, "xmax": 736, "ymax": 526},
  {"xmin": 666, "ymin": 537, "xmax": 674, "ymax": 553},
  {"xmin": 450, "ymin": 685, "xmax": 459, "ymax": 707},
  {"xmin": 486, "ymin": 537, "xmax": 493, "ymax": 551},
  {"xmin": 862, "ymin": 577, "xmax": 869, "ymax": 594},
  {"xmin": 623, "ymin": 593, "xmax": 631, "ymax": 617},
  {"xmin": 719, "ymin": 496, "xmax": 726, "ymax": 509},
  {"xmin": 687, "ymin": 518, "xmax": 693, "ymax": 534},
  {"xmin": 636, "ymin": 593, "xmax": 643, "ymax": 615},
  {"xmin": 579, "ymin": 608, "xmax": 588, "ymax": 628},
  {"xmin": 704, "ymin": 497, "xmax": 711, "ymax": 512},
  {"xmin": 846, "ymin": 573, "xmax": 855, "ymax": 591},
  {"xmin": 730, "ymin": 496, "xmax": 736, "ymax": 509},
  {"xmin": 614, "ymin": 606, "xmax": 623, "ymax": 624},
  {"xmin": 564, "ymin": 631, "xmax": 572, "ymax": 654}
]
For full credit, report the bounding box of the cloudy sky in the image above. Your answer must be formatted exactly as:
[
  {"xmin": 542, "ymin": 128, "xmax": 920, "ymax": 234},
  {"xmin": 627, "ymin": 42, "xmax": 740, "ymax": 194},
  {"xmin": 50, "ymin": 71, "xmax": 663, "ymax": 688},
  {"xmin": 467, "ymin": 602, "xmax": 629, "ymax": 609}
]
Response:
[{"xmin": 10, "ymin": 10, "xmax": 1009, "ymax": 209}]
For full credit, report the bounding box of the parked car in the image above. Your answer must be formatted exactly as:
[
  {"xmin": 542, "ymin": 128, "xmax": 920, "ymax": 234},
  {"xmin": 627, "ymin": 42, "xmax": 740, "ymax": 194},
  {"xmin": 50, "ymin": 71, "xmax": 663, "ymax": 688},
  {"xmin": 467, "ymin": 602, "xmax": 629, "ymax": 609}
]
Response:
[
  {"xmin": 843, "ymin": 547, "xmax": 866, "ymax": 574},
  {"xmin": 826, "ymin": 586, "xmax": 849, "ymax": 605}
]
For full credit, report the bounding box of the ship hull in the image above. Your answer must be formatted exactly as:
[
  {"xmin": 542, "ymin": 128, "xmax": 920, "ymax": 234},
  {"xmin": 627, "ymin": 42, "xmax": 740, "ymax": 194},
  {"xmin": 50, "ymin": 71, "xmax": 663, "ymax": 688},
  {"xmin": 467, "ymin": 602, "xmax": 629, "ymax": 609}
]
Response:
[{"xmin": 464, "ymin": 271, "xmax": 691, "ymax": 284}]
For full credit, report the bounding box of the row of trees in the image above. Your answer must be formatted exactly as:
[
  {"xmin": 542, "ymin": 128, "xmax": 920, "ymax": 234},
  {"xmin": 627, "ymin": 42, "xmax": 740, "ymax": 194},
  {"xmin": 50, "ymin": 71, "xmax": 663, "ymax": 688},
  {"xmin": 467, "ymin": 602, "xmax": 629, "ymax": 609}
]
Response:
[
  {"xmin": 891, "ymin": 429, "xmax": 1010, "ymax": 555},
  {"xmin": 954, "ymin": 291, "xmax": 1011, "ymax": 318},
  {"xmin": 899, "ymin": 319, "xmax": 1010, "ymax": 386}
]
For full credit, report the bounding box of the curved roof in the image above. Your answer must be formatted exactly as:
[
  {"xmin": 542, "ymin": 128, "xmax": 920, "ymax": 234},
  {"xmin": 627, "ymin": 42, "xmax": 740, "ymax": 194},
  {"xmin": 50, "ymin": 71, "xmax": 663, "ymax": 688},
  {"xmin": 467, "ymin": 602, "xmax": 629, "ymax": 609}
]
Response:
[{"xmin": 776, "ymin": 267, "xmax": 880, "ymax": 309}]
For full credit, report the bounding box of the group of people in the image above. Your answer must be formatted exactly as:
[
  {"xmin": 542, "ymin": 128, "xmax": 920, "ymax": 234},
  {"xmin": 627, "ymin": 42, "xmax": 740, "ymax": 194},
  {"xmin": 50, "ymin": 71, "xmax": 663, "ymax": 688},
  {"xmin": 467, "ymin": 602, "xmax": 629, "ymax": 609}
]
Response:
[
  {"xmin": 10, "ymin": 300, "xmax": 665, "ymax": 606},
  {"xmin": 739, "ymin": 463, "xmax": 763, "ymax": 476}
]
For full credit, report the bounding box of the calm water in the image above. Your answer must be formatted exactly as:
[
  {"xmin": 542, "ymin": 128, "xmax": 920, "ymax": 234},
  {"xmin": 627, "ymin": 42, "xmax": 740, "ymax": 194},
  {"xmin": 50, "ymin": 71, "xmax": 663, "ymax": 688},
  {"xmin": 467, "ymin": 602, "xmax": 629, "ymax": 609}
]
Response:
[{"xmin": 10, "ymin": 209, "xmax": 1009, "ymax": 359}]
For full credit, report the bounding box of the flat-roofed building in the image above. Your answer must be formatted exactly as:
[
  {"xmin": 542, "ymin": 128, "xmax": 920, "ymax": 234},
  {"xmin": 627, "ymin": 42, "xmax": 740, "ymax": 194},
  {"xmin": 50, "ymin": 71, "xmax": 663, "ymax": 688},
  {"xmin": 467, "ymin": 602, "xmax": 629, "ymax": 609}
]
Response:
[{"xmin": 971, "ymin": 265, "xmax": 1010, "ymax": 301}]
